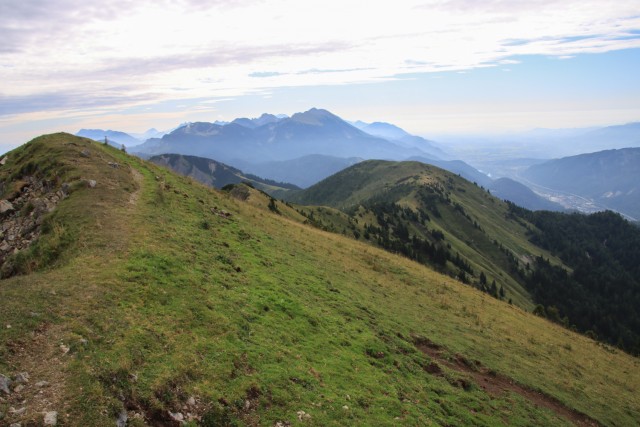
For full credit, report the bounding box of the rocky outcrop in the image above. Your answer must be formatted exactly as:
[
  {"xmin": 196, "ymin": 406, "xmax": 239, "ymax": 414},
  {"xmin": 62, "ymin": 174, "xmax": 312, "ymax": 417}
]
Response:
[{"xmin": 0, "ymin": 176, "xmax": 69, "ymax": 269}]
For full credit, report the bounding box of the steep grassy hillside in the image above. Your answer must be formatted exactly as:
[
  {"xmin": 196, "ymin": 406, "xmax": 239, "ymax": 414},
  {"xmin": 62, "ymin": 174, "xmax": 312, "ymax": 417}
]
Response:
[
  {"xmin": 286, "ymin": 160, "xmax": 564, "ymax": 309},
  {"xmin": 0, "ymin": 135, "xmax": 639, "ymax": 426}
]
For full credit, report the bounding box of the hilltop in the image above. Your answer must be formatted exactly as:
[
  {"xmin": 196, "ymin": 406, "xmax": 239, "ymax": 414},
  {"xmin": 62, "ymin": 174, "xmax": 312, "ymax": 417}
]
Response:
[
  {"xmin": 285, "ymin": 160, "xmax": 640, "ymax": 352},
  {"xmin": 0, "ymin": 134, "xmax": 639, "ymax": 426}
]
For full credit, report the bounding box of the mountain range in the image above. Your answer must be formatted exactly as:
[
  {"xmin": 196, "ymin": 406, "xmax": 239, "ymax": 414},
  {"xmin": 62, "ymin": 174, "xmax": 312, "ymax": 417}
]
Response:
[
  {"xmin": 75, "ymin": 110, "xmax": 640, "ymax": 218},
  {"xmin": 488, "ymin": 178, "xmax": 564, "ymax": 212},
  {"xmin": 0, "ymin": 134, "xmax": 638, "ymax": 426},
  {"xmin": 149, "ymin": 154, "xmax": 299, "ymax": 194},
  {"xmin": 521, "ymin": 147, "xmax": 640, "ymax": 219},
  {"xmin": 132, "ymin": 108, "xmax": 447, "ymax": 164},
  {"xmin": 76, "ymin": 128, "xmax": 143, "ymax": 148}
]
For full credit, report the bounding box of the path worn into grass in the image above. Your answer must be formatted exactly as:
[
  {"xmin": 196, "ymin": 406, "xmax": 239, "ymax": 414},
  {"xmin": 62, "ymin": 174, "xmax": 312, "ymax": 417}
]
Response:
[
  {"xmin": 128, "ymin": 167, "xmax": 143, "ymax": 205},
  {"xmin": 414, "ymin": 337, "xmax": 600, "ymax": 427}
]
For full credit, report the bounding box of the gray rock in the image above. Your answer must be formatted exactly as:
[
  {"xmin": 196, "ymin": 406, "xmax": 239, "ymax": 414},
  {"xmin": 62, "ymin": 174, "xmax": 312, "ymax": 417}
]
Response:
[
  {"xmin": 87, "ymin": 180, "xmax": 97, "ymax": 188},
  {"xmin": 35, "ymin": 381, "xmax": 49, "ymax": 388},
  {"xmin": 44, "ymin": 411, "xmax": 57, "ymax": 425},
  {"xmin": 10, "ymin": 423, "xmax": 21, "ymax": 427},
  {"xmin": 116, "ymin": 409, "xmax": 127, "ymax": 427},
  {"xmin": 0, "ymin": 200, "xmax": 14, "ymax": 214},
  {"xmin": 168, "ymin": 411, "xmax": 184, "ymax": 423},
  {"xmin": 14, "ymin": 372, "xmax": 29, "ymax": 383},
  {"xmin": 9, "ymin": 406, "xmax": 26, "ymax": 416},
  {"xmin": 0, "ymin": 156, "xmax": 7, "ymax": 165},
  {"xmin": 13, "ymin": 384, "xmax": 24, "ymax": 393},
  {"xmin": 0, "ymin": 374, "xmax": 11, "ymax": 394},
  {"xmin": 80, "ymin": 149, "xmax": 91, "ymax": 158}
]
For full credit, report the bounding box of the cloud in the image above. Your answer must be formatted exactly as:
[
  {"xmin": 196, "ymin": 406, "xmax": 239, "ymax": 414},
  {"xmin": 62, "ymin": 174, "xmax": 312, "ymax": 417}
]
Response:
[
  {"xmin": 0, "ymin": 91, "xmax": 155, "ymax": 117},
  {"xmin": 1, "ymin": 0, "xmax": 639, "ymax": 127}
]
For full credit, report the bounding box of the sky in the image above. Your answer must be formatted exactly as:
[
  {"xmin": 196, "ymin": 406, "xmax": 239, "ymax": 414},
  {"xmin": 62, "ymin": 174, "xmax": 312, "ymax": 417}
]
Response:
[{"xmin": 1, "ymin": 0, "xmax": 640, "ymax": 152}]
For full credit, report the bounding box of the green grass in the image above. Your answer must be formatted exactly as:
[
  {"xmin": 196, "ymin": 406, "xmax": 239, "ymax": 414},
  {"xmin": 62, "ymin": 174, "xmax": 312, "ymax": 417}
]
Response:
[
  {"xmin": 0, "ymin": 135, "xmax": 638, "ymax": 426},
  {"xmin": 284, "ymin": 160, "xmax": 573, "ymax": 309}
]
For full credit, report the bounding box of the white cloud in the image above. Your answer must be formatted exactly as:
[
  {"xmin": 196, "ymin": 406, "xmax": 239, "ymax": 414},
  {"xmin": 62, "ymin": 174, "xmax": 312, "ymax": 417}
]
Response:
[{"xmin": 1, "ymin": 0, "xmax": 640, "ymax": 144}]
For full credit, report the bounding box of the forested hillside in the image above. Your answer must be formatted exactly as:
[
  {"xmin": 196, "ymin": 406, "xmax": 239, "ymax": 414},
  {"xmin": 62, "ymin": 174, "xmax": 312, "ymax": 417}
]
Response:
[{"xmin": 286, "ymin": 160, "xmax": 640, "ymax": 355}]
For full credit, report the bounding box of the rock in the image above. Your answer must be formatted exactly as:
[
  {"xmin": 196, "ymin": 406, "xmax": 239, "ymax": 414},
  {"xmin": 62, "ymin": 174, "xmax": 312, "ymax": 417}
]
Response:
[
  {"xmin": 342, "ymin": 405, "xmax": 349, "ymax": 410},
  {"xmin": 108, "ymin": 162, "xmax": 120, "ymax": 168},
  {"xmin": 80, "ymin": 149, "xmax": 91, "ymax": 158},
  {"xmin": 187, "ymin": 396, "xmax": 196, "ymax": 406},
  {"xmin": 13, "ymin": 384, "xmax": 24, "ymax": 393},
  {"xmin": 60, "ymin": 344, "xmax": 70, "ymax": 354},
  {"xmin": 168, "ymin": 411, "xmax": 184, "ymax": 423},
  {"xmin": 9, "ymin": 423, "xmax": 21, "ymax": 427},
  {"xmin": 0, "ymin": 242, "xmax": 9, "ymax": 252},
  {"xmin": 14, "ymin": 372, "xmax": 29, "ymax": 383},
  {"xmin": 0, "ymin": 200, "xmax": 14, "ymax": 214},
  {"xmin": 9, "ymin": 406, "xmax": 26, "ymax": 416},
  {"xmin": 43, "ymin": 411, "xmax": 57, "ymax": 425},
  {"xmin": 87, "ymin": 180, "xmax": 97, "ymax": 188},
  {"xmin": 116, "ymin": 409, "xmax": 127, "ymax": 427},
  {"xmin": 0, "ymin": 374, "xmax": 11, "ymax": 394},
  {"xmin": 0, "ymin": 156, "xmax": 7, "ymax": 165},
  {"xmin": 296, "ymin": 410, "xmax": 311, "ymax": 421},
  {"xmin": 35, "ymin": 381, "xmax": 49, "ymax": 388}
]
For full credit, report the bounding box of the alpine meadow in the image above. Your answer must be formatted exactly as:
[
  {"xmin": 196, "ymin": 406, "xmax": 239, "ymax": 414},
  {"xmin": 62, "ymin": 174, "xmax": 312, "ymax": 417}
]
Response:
[{"xmin": 2, "ymin": 1, "xmax": 640, "ymax": 426}]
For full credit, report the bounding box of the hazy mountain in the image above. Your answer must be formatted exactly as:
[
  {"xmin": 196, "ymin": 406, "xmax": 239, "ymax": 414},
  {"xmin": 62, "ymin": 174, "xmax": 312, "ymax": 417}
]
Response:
[
  {"xmin": 232, "ymin": 113, "xmax": 283, "ymax": 129},
  {"xmin": 578, "ymin": 122, "xmax": 640, "ymax": 151},
  {"xmin": 234, "ymin": 154, "xmax": 363, "ymax": 188},
  {"xmin": 354, "ymin": 121, "xmax": 450, "ymax": 160},
  {"xmin": 443, "ymin": 122, "xmax": 640, "ymax": 164},
  {"xmin": 149, "ymin": 153, "xmax": 299, "ymax": 193},
  {"xmin": 488, "ymin": 178, "xmax": 564, "ymax": 211},
  {"xmin": 408, "ymin": 156, "xmax": 493, "ymax": 188},
  {"xmin": 522, "ymin": 147, "xmax": 640, "ymax": 219},
  {"xmin": 130, "ymin": 128, "xmax": 168, "ymax": 141},
  {"xmin": 133, "ymin": 108, "xmax": 435, "ymax": 164},
  {"xmin": 76, "ymin": 129, "xmax": 141, "ymax": 147}
]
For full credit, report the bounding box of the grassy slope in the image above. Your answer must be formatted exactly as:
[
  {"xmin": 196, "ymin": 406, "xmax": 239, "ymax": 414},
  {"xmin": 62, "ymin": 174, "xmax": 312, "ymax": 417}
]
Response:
[
  {"xmin": 287, "ymin": 160, "xmax": 566, "ymax": 309},
  {"xmin": 0, "ymin": 135, "xmax": 639, "ymax": 426}
]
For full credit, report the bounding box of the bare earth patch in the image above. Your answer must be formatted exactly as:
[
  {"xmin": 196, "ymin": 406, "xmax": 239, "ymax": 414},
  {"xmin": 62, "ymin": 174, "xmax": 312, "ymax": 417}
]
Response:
[
  {"xmin": 2, "ymin": 323, "xmax": 72, "ymax": 426},
  {"xmin": 413, "ymin": 336, "xmax": 600, "ymax": 427}
]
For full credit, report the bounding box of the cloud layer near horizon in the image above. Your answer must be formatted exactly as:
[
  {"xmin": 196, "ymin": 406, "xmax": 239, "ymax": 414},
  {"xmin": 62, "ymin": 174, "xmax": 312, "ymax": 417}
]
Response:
[{"xmin": 1, "ymin": 0, "xmax": 640, "ymax": 127}]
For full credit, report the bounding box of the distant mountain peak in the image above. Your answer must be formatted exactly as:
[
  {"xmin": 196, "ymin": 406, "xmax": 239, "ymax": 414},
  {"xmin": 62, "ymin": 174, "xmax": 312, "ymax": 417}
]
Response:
[{"xmin": 290, "ymin": 108, "xmax": 339, "ymax": 125}]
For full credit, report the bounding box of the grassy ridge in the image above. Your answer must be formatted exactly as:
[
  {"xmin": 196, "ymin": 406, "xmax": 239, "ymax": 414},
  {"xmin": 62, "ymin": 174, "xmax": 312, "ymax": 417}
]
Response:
[
  {"xmin": 0, "ymin": 135, "xmax": 639, "ymax": 426},
  {"xmin": 286, "ymin": 160, "xmax": 567, "ymax": 309}
]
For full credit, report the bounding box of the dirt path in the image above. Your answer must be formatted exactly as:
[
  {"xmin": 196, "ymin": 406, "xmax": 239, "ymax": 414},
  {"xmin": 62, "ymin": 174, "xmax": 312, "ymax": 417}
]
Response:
[
  {"xmin": 2, "ymin": 324, "xmax": 72, "ymax": 426},
  {"xmin": 413, "ymin": 337, "xmax": 600, "ymax": 427},
  {"xmin": 129, "ymin": 166, "xmax": 144, "ymax": 205}
]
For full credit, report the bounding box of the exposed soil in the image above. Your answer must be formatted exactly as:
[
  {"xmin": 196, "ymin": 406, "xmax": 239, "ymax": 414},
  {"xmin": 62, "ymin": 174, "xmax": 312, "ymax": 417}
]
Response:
[
  {"xmin": 129, "ymin": 167, "xmax": 143, "ymax": 205},
  {"xmin": 1, "ymin": 323, "xmax": 72, "ymax": 426},
  {"xmin": 413, "ymin": 336, "xmax": 600, "ymax": 427}
]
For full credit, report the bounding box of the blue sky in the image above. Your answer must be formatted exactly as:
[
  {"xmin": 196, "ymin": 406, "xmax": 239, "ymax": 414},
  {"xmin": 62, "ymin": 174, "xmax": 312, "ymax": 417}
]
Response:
[{"xmin": 1, "ymin": 0, "xmax": 640, "ymax": 152}]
